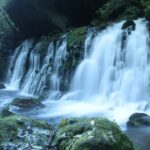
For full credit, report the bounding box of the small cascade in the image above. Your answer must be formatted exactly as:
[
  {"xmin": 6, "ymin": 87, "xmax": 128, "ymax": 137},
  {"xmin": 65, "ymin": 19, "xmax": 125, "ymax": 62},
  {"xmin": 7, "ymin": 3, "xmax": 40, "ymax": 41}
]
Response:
[
  {"xmin": 50, "ymin": 38, "xmax": 67, "ymax": 91},
  {"xmin": 27, "ymin": 42, "xmax": 55, "ymax": 96},
  {"xmin": 8, "ymin": 40, "xmax": 33, "ymax": 90},
  {"xmin": 7, "ymin": 36, "xmax": 67, "ymax": 97},
  {"xmin": 22, "ymin": 43, "xmax": 42, "ymax": 94},
  {"xmin": 84, "ymin": 29, "xmax": 95, "ymax": 58}
]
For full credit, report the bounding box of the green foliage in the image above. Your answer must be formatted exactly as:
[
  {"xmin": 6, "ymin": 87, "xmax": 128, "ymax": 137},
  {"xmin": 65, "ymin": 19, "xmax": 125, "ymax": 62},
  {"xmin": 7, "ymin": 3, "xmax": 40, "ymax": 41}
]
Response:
[
  {"xmin": 40, "ymin": 35, "xmax": 52, "ymax": 53},
  {"xmin": 59, "ymin": 118, "xmax": 69, "ymax": 127},
  {"xmin": 91, "ymin": 0, "xmax": 150, "ymax": 27},
  {"xmin": 141, "ymin": 0, "xmax": 150, "ymax": 19},
  {"xmin": 0, "ymin": 115, "xmax": 51, "ymax": 145},
  {"xmin": 68, "ymin": 26, "xmax": 87, "ymax": 49},
  {"xmin": 0, "ymin": 0, "xmax": 17, "ymax": 50},
  {"xmin": 58, "ymin": 26, "xmax": 87, "ymax": 91}
]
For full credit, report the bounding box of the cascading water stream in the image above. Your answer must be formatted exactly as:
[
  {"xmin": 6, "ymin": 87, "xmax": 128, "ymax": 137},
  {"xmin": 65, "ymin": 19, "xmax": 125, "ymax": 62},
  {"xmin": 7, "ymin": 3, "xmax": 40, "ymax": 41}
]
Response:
[
  {"xmin": 5, "ymin": 18, "xmax": 150, "ymax": 128},
  {"xmin": 8, "ymin": 40, "xmax": 33, "ymax": 90},
  {"xmin": 7, "ymin": 36, "xmax": 67, "ymax": 97},
  {"xmin": 41, "ymin": 19, "xmax": 150, "ymax": 127},
  {"xmin": 50, "ymin": 38, "xmax": 67, "ymax": 92},
  {"xmin": 48, "ymin": 37, "xmax": 67, "ymax": 99},
  {"xmin": 70, "ymin": 19, "xmax": 150, "ymax": 101}
]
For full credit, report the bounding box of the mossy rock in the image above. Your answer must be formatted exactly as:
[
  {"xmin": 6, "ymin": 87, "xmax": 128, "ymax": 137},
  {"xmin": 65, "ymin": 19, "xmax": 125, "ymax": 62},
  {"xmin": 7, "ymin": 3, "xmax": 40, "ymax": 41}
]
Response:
[
  {"xmin": 127, "ymin": 113, "xmax": 150, "ymax": 127},
  {"xmin": 68, "ymin": 26, "xmax": 87, "ymax": 49},
  {"xmin": 0, "ymin": 115, "xmax": 53, "ymax": 149},
  {"xmin": 57, "ymin": 27, "xmax": 87, "ymax": 91},
  {"xmin": 54, "ymin": 118, "xmax": 135, "ymax": 150},
  {"xmin": 11, "ymin": 97, "xmax": 41, "ymax": 108},
  {"xmin": 0, "ymin": 106, "xmax": 13, "ymax": 117},
  {"xmin": 122, "ymin": 20, "xmax": 136, "ymax": 30}
]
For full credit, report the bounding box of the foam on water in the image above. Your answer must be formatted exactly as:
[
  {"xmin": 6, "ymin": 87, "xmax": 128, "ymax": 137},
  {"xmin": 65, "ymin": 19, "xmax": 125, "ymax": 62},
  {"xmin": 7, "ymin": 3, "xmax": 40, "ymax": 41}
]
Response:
[{"xmin": 40, "ymin": 19, "xmax": 150, "ymax": 128}]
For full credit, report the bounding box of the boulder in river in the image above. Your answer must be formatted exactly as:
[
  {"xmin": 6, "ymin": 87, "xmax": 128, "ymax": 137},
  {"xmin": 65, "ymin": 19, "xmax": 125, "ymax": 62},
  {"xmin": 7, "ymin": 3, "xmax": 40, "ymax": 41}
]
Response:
[
  {"xmin": 0, "ymin": 106, "xmax": 13, "ymax": 117},
  {"xmin": 54, "ymin": 118, "xmax": 134, "ymax": 150},
  {"xmin": 0, "ymin": 115, "xmax": 54, "ymax": 150},
  {"xmin": 127, "ymin": 113, "xmax": 150, "ymax": 127},
  {"xmin": 11, "ymin": 97, "xmax": 41, "ymax": 108}
]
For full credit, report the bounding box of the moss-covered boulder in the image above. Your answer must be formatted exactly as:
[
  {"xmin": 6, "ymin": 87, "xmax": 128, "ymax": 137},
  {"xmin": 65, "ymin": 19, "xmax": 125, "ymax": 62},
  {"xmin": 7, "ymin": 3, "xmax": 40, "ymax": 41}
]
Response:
[
  {"xmin": 0, "ymin": 106, "xmax": 13, "ymax": 117},
  {"xmin": 0, "ymin": 115, "xmax": 53, "ymax": 149},
  {"xmin": 54, "ymin": 118, "xmax": 134, "ymax": 150}
]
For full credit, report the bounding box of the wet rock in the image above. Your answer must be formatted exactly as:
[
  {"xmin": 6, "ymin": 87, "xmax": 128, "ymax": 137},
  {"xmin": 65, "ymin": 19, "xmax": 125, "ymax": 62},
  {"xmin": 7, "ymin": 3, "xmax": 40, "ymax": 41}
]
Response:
[
  {"xmin": 54, "ymin": 118, "xmax": 134, "ymax": 150},
  {"xmin": 127, "ymin": 113, "xmax": 150, "ymax": 127},
  {"xmin": 0, "ymin": 106, "xmax": 13, "ymax": 117},
  {"xmin": 11, "ymin": 97, "xmax": 41, "ymax": 108},
  {"xmin": 0, "ymin": 115, "xmax": 53, "ymax": 150},
  {"xmin": 0, "ymin": 82, "xmax": 5, "ymax": 89},
  {"xmin": 122, "ymin": 20, "xmax": 136, "ymax": 31}
]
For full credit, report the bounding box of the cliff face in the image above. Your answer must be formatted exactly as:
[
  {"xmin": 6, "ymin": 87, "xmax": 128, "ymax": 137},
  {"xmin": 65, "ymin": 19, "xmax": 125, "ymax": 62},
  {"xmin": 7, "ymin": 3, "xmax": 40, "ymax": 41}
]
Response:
[
  {"xmin": 3, "ymin": 0, "xmax": 150, "ymax": 37},
  {"xmin": 5, "ymin": 0, "xmax": 106, "ymax": 37}
]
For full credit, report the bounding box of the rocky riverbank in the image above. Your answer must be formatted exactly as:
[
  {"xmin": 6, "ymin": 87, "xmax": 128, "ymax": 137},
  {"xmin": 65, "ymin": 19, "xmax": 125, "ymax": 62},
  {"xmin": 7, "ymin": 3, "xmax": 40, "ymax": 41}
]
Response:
[{"xmin": 0, "ymin": 114, "xmax": 135, "ymax": 150}]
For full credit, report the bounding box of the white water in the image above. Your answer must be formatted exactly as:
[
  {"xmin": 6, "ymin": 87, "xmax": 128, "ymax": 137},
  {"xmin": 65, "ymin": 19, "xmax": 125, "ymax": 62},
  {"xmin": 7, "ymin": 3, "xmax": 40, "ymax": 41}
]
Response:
[
  {"xmin": 50, "ymin": 38, "xmax": 67, "ymax": 91},
  {"xmin": 8, "ymin": 40, "xmax": 33, "ymax": 90},
  {"xmin": 40, "ymin": 19, "xmax": 150, "ymax": 127},
  {"xmin": 5, "ymin": 18, "xmax": 150, "ymax": 128},
  {"xmin": 7, "ymin": 36, "xmax": 67, "ymax": 96}
]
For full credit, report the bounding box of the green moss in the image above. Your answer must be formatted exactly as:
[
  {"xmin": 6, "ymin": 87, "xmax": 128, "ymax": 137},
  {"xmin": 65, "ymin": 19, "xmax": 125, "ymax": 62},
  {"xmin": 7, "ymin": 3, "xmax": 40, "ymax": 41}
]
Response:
[
  {"xmin": 0, "ymin": 0, "xmax": 9, "ymax": 6},
  {"xmin": 0, "ymin": 115, "xmax": 51, "ymax": 145},
  {"xmin": 58, "ymin": 27, "xmax": 87, "ymax": 91},
  {"xmin": 91, "ymin": 0, "xmax": 146, "ymax": 27},
  {"xmin": 0, "ymin": 0, "xmax": 17, "ymax": 52},
  {"xmin": 55, "ymin": 118, "xmax": 135, "ymax": 150},
  {"xmin": 68, "ymin": 26, "xmax": 87, "ymax": 49},
  {"xmin": 141, "ymin": 0, "xmax": 150, "ymax": 20},
  {"xmin": 59, "ymin": 118, "xmax": 69, "ymax": 128},
  {"xmin": 39, "ymin": 35, "xmax": 52, "ymax": 53}
]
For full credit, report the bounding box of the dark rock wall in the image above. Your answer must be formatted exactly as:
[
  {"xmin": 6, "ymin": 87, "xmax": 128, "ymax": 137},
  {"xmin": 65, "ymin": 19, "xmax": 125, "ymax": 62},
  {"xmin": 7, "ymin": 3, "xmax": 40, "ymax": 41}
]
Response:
[{"xmin": 5, "ymin": 0, "xmax": 106, "ymax": 37}]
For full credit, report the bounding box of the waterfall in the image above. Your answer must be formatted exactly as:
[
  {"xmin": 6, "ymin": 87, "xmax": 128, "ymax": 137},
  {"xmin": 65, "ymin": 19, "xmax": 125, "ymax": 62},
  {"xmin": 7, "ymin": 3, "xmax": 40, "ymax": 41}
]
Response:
[
  {"xmin": 50, "ymin": 38, "xmax": 67, "ymax": 91},
  {"xmin": 40, "ymin": 19, "xmax": 150, "ymax": 127},
  {"xmin": 7, "ymin": 36, "xmax": 67, "ymax": 97},
  {"xmin": 60, "ymin": 19, "xmax": 150, "ymax": 102},
  {"xmin": 6, "ymin": 18, "xmax": 150, "ymax": 126},
  {"xmin": 8, "ymin": 40, "xmax": 33, "ymax": 90}
]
